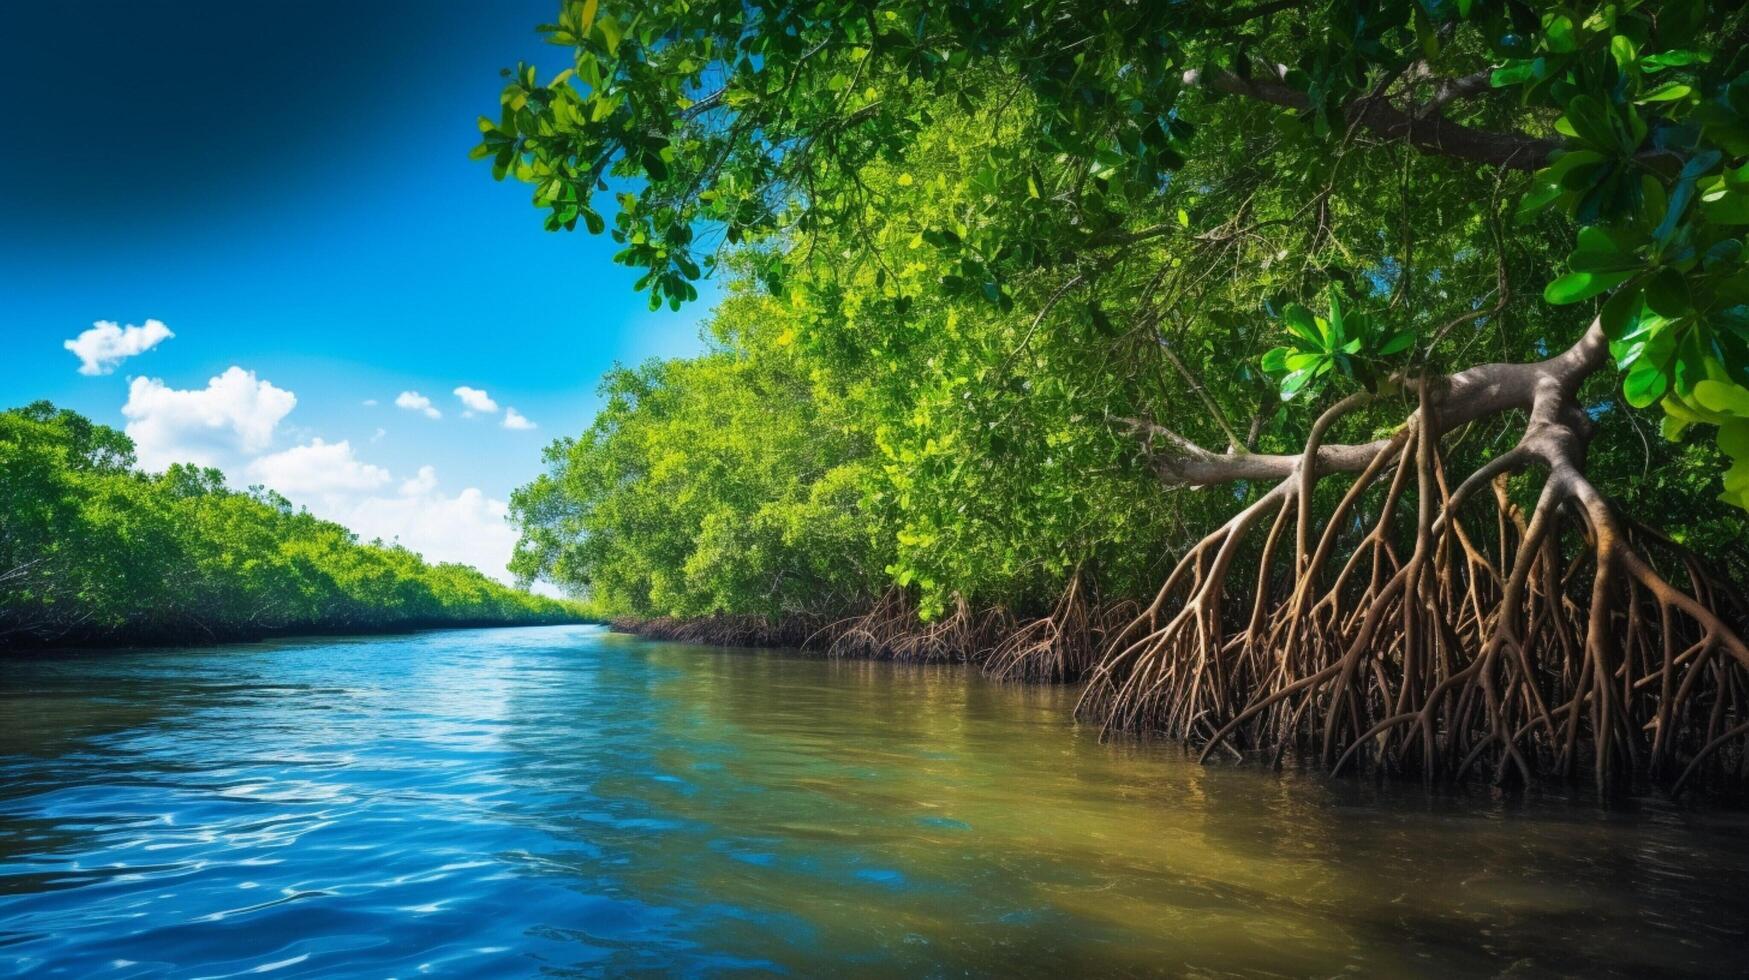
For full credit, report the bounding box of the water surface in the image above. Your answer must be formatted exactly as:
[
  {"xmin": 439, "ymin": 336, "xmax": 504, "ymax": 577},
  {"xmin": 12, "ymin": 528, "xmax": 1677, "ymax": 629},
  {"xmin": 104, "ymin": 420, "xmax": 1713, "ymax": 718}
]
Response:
[{"xmin": 2, "ymin": 625, "xmax": 1746, "ymax": 976}]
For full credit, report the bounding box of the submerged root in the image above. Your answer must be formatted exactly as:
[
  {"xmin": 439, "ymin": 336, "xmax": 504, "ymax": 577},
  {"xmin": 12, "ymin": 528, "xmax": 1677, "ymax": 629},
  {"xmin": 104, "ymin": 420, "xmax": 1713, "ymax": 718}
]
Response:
[
  {"xmin": 819, "ymin": 589, "xmax": 1009, "ymax": 663},
  {"xmin": 985, "ymin": 568, "xmax": 1135, "ymax": 684},
  {"xmin": 610, "ymin": 613, "xmax": 829, "ymax": 647}
]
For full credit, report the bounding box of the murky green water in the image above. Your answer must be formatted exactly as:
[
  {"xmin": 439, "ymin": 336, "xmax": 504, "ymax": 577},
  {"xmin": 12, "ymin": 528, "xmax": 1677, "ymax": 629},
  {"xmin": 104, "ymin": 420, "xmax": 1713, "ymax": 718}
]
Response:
[{"xmin": 2, "ymin": 624, "xmax": 1746, "ymax": 976}]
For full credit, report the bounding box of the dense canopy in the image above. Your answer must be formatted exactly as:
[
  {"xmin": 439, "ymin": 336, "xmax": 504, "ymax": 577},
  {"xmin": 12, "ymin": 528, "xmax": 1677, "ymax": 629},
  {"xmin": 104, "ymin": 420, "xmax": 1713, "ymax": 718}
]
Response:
[
  {"xmin": 0, "ymin": 403, "xmax": 577, "ymax": 649},
  {"xmin": 489, "ymin": 1, "xmax": 1749, "ymax": 792}
]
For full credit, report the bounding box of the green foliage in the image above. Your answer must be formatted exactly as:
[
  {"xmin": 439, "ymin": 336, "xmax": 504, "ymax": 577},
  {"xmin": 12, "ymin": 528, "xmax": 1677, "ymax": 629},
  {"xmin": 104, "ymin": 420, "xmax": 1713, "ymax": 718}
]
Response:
[
  {"xmin": 1479, "ymin": 2, "xmax": 1749, "ymax": 506},
  {"xmin": 1262, "ymin": 289, "xmax": 1415, "ymax": 401},
  {"xmin": 0, "ymin": 403, "xmax": 578, "ymax": 647},
  {"xmin": 487, "ymin": 0, "xmax": 1749, "ymax": 619},
  {"xmin": 509, "ymin": 281, "xmax": 890, "ymax": 617}
]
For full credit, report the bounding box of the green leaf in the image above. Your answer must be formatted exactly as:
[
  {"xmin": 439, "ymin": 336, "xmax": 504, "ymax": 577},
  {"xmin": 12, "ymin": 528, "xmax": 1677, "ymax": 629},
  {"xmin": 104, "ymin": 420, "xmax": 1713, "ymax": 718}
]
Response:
[
  {"xmin": 1641, "ymin": 49, "xmax": 1708, "ymax": 72},
  {"xmin": 1703, "ymin": 190, "xmax": 1749, "ymax": 225},
  {"xmin": 1720, "ymin": 420, "xmax": 1749, "ymax": 459},
  {"xmin": 1568, "ymin": 227, "xmax": 1642, "ymax": 271},
  {"xmin": 1378, "ymin": 331, "xmax": 1415, "ymax": 356},
  {"xmin": 1624, "ymin": 365, "xmax": 1668, "ymax": 408},
  {"xmin": 1516, "ymin": 181, "xmax": 1565, "ymax": 220},
  {"xmin": 1644, "ymin": 270, "xmax": 1691, "ymax": 317},
  {"xmin": 1544, "ymin": 149, "xmax": 1605, "ymax": 182},
  {"xmin": 1326, "ymin": 289, "xmax": 1345, "ymax": 337},
  {"xmin": 1491, "ymin": 62, "xmax": 1536, "ymax": 88},
  {"xmin": 1279, "ymin": 367, "xmax": 1315, "ymax": 400},
  {"xmin": 1281, "ymin": 304, "xmax": 1320, "ymax": 346},
  {"xmin": 1695, "ymin": 379, "xmax": 1749, "ymax": 416},
  {"xmin": 1544, "ymin": 270, "xmax": 1632, "ymax": 305},
  {"xmin": 1609, "ymin": 35, "xmax": 1636, "ymax": 71},
  {"xmin": 1600, "ymin": 286, "xmax": 1645, "ymax": 341},
  {"xmin": 1557, "ymin": 95, "xmax": 1617, "ymax": 150},
  {"xmin": 1661, "ymin": 411, "xmax": 1691, "ymax": 442},
  {"xmin": 1637, "ymin": 82, "xmax": 1693, "ymax": 104},
  {"xmin": 1544, "ymin": 12, "xmax": 1578, "ymax": 53}
]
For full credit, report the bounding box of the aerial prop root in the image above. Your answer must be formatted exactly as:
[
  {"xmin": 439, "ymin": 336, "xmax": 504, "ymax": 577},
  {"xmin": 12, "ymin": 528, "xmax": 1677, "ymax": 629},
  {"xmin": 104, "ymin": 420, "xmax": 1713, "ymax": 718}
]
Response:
[
  {"xmin": 984, "ymin": 567, "xmax": 1138, "ymax": 683},
  {"xmin": 819, "ymin": 588, "xmax": 1012, "ymax": 663},
  {"xmin": 1081, "ymin": 330, "xmax": 1749, "ymax": 791}
]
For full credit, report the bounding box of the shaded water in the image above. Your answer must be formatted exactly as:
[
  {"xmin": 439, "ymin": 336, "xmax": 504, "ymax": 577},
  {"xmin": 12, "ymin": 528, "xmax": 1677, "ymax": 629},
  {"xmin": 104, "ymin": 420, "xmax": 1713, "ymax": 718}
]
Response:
[{"xmin": 2, "ymin": 625, "xmax": 1747, "ymax": 977}]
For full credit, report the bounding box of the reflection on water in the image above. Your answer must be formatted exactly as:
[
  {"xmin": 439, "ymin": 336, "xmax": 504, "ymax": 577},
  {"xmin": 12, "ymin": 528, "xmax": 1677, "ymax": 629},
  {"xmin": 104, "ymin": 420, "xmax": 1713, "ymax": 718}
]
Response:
[{"xmin": 2, "ymin": 625, "xmax": 1746, "ymax": 976}]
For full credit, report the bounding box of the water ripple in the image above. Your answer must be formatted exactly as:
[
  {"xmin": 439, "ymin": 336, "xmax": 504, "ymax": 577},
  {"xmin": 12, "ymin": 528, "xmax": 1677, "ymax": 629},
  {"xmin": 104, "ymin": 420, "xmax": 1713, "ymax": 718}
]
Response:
[{"xmin": 2, "ymin": 625, "xmax": 1748, "ymax": 976}]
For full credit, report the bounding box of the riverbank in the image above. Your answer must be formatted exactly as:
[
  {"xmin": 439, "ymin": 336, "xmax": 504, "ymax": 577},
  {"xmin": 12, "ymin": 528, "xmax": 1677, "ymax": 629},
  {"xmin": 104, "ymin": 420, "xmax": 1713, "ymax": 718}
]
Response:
[
  {"xmin": 1, "ymin": 613, "xmax": 596, "ymax": 656},
  {"xmin": 1, "ymin": 403, "xmax": 593, "ymax": 658},
  {"xmin": 608, "ymin": 613, "xmax": 835, "ymax": 651},
  {"xmin": 608, "ymin": 586, "xmax": 1124, "ymax": 684},
  {"xmin": 607, "ymin": 593, "xmax": 1749, "ymax": 802}
]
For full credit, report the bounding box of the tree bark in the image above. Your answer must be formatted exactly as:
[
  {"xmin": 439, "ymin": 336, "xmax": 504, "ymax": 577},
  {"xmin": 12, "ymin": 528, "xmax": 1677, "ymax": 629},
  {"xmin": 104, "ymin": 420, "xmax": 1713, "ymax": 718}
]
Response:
[
  {"xmin": 1137, "ymin": 320, "xmax": 1607, "ymax": 486},
  {"xmin": 1184, "ymin": 67, "xmax": 1560, "ymax": 171}
]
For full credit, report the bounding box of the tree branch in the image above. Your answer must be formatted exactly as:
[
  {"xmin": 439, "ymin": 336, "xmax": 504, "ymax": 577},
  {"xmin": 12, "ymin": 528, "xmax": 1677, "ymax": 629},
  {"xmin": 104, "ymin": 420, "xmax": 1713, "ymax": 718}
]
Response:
[
  {"xmin": 1183, "ymin": 68, "xmax": 1559, "ymax": 171},
  {"xmin": 1133, "ymin": 320, "xmax": 1608, "ymax": 486}
]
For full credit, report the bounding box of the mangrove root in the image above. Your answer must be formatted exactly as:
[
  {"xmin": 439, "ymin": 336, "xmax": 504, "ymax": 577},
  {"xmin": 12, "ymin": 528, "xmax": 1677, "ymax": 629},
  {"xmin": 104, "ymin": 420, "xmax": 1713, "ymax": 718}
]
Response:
[{"xmin": 1084, "ymin": 320, "xmax": 1749, "ymax": 795}]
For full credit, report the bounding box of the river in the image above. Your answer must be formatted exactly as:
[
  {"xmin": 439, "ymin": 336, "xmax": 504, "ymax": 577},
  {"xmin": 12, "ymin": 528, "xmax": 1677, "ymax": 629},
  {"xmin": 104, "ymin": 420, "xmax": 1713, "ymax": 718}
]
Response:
[{"xmin": 1, "ymin": 624, "xmax": 1746, "ymax": 976}]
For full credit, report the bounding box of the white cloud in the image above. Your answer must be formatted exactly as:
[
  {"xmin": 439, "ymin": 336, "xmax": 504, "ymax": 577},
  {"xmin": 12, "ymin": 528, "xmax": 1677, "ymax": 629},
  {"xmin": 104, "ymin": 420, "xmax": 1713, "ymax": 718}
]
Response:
[
  {"xmin": 399, "ymin": 464, "xmax": 438, "ymax": 496},
  {"xmin": 453, "ymin": 386, "xmax": 499, "ymax": 415},
  {"xmin": 112, "ymin": 371, "xmax": 522, "ymax": 585},
  {"xmin": 324, "ymin": 469, "xmax": 519, "ymax": 583},
  {"xmin": 65, "ymin": 319, "xmax": 175, "ymax": 375},
  {"xmin": 232, "ymin": 449, "xmax": 518, "ymax": 584},
  {"xmin": 362, "ymin": 398, "xmax": 378, "ymax": 407},
  {"xmin": 246, "ymin": 439, "xmax": 391, "ymax": 497},
  {"xmin": 123, "ymin": 367, "xmax": 297, "ymax": 471},
  {"xmin": 370, "ymin": 427, "xmax": 387, "ymax": 443},
  {"xmin": 395, "ymin": 390, "xmax": 441, "ymax": 419},
  {"xmin": 502, "ymin": 407, "xmax": 536, "ymax": 430}
]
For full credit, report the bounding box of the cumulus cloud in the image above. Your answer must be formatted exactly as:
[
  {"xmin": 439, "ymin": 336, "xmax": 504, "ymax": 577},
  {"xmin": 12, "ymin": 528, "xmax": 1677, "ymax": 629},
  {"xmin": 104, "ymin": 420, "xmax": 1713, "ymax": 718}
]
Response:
[
  {"xmin": 322, "ymin": 468, "xmax": 519, "ymax": 583},
  {"xmin": 453, "ymin": 386, "xmax": 499, "ymax": 415},
  {"xmin": 246, "ymin": 439, "xmax": 391, "ymax": 497},
  {"xmin": 501, "ymin": 407, "xmax": 536, "ymax": 430},
  {"xmin": 64, "ymin": 319, "xmax": 174, "ymax": 375},
  {"xmin": 395, "ymin": 390, "xmax": 441, "ymax": 419},
  {"xmin": 112, "ymin": 371, "xmax": 521, "ymax": 584},
  {"xmin": 123, "ymin": 367, "xmax": 297, "ymax": 471},
  {"xmin": 362, "ymin": 398, "xmax": 378, "ymax": 407},
  {"xmin": 399, "ymin": 464, "xmax": 438, "ymax": 496}
]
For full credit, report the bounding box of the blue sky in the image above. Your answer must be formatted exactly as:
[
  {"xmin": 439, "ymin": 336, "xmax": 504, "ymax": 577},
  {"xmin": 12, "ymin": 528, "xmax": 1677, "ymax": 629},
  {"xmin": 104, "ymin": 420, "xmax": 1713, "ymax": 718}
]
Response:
[{"xmin": 0, "ymin": 2, "xmax": 713, "ymax": 583}]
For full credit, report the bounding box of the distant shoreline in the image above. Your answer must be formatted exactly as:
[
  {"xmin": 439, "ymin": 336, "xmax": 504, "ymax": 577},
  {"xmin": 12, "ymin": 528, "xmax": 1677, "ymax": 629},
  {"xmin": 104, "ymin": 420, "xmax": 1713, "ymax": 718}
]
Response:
[{"xmin": 0, "ymin": 616, "xmax": 600, "ymax": 656}]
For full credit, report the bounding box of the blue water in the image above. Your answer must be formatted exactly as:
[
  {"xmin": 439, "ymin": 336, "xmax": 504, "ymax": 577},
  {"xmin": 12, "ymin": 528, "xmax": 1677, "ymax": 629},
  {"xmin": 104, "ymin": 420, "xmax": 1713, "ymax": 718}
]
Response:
[{"xmin": 3, "ymin": 625, "xmax": 1748, "ymax": 977}]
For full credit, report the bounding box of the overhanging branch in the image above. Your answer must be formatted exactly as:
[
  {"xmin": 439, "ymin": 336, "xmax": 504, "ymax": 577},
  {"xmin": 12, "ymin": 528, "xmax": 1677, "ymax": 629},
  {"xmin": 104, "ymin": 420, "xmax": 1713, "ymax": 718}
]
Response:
[
  {"xmin": 1184, "ymin": 68, "xmax": 1560, "ymax": 171},
  {"xmin": 1135, "ymin": 320, "xmax": 1609, "ymax": 486}
]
